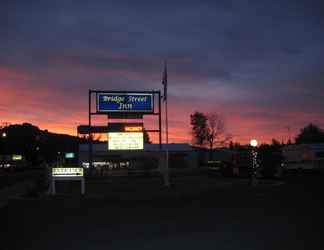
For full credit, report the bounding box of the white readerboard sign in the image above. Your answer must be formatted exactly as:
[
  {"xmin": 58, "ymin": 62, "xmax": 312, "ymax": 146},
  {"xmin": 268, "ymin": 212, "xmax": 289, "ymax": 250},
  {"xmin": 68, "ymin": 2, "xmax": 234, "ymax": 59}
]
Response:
[
  {"xmin": 108, "ymin": 132, "xmax": 144, "ymax": 150},
  {"xmin": 52, "ymin": 167, "xmax": 84, "ymax": 177}
]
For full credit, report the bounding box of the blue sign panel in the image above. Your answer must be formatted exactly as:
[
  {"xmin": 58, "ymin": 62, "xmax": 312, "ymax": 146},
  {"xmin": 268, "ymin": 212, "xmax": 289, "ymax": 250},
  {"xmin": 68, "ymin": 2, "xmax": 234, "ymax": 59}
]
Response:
[{"xmin": 97, "ymin": 93, "xmax": 153, "ymax": 113}]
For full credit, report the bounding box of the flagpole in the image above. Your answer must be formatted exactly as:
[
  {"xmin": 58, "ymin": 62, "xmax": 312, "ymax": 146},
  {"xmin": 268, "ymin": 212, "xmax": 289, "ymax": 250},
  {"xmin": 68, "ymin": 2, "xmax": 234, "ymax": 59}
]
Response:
[
  {"xmin": 165, "ymin": 87, "xmax": 170, "ymax": 187},
  {"xmin": 162, "ymin": 60, "xmax": 170, "ymax": 187}
]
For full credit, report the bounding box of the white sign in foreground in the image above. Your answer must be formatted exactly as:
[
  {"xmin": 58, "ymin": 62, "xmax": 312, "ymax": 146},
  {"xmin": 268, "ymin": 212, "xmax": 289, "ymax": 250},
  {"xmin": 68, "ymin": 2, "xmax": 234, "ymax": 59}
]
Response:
[
  {"xmin": 108, "ymin": 132, "xmax": 144, "ymax": 150},
  {"xmin": 52, "ymin": 167, "xmax": 84, "ymax": 177},
  {"xmin": 51, "ymin": 168, "xmax": 85, "ymax": 195}
]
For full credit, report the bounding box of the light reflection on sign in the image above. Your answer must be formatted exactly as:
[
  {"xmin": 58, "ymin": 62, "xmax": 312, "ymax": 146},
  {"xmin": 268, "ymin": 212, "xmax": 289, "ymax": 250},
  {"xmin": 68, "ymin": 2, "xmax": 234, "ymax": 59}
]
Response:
[
  {"xmin": 52, "ymin": 168, "xmax": 84, "ymax": 177},
  {"xmin": 108, "ymin": 132, "xmax": 144, "ymax": 150}
]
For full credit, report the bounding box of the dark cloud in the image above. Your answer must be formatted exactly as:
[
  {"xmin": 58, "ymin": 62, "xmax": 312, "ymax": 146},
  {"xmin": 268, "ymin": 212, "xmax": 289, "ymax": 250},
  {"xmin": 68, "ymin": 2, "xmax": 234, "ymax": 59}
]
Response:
[{"xmin": 1, "ymin": 0, "xmax": 324, "ymax": 140}]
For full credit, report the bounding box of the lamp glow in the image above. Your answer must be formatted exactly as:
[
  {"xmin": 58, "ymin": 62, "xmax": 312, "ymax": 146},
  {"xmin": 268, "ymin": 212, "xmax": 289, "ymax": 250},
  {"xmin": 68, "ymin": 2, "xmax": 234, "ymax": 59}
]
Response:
[{"xmin": 250, "ymin": 139, "xmax": 258, "ymax": 147}]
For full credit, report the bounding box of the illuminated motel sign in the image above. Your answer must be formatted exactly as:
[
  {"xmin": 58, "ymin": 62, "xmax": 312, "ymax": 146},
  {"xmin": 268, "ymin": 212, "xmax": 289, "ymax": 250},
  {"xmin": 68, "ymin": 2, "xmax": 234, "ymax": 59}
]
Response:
[
  {"xmin": 108, "ymin": 132, "xmax": 144, "ymax": 150},
  {"xmin": 105, "ymin": 123, "xmax": 144, "ymax": 151},
  {"xmin": 107, "ymin": 122, "xmax": 144, "ymax": 150},
  {"xmin": 86, "ymin": 90, "xmax": 161, "ymax": 158},
  {"xmin": 96, "ymin": 92, "xmax": 153, "ymax": 113},
  {"xmin": 124, "ymin": 126, "xmax": 143, "ymax": 132}
]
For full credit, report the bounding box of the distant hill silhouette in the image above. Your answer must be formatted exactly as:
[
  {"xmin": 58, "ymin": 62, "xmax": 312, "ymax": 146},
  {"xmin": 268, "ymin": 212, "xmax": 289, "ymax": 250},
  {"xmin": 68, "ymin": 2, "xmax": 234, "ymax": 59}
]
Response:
[{"xmin": 0, "ymin": 123, "xmax": 88, "ymax": 164}]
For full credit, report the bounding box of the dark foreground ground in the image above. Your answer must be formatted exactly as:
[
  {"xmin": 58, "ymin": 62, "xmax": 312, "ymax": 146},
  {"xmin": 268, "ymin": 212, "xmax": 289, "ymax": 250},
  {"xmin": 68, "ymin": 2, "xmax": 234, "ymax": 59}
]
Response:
[{"xmin": 5, "ymin": 174, "xmax": 324, "ymax": 250}]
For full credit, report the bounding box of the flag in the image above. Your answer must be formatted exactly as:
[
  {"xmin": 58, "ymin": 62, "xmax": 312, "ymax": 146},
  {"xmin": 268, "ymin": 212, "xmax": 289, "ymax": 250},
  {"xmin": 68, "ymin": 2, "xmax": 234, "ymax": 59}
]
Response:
[{"xmin": 162, "ymin": 61, "xmax": 167, "ymax": 101}]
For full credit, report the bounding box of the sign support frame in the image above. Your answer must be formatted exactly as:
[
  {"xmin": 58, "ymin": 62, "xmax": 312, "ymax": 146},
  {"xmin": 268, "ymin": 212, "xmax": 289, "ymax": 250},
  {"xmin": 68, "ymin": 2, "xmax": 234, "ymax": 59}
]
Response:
[{"xmin": 51, "ymin": 177, "xmax": 85, "ymax": 195}]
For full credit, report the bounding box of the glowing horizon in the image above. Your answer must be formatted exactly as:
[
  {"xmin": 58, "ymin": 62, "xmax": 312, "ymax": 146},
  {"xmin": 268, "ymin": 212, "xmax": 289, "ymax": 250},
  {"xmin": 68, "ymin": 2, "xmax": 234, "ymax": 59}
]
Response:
[{"xmin": 1, "ymin": 0, "xmax": 324, "ymax": 145}]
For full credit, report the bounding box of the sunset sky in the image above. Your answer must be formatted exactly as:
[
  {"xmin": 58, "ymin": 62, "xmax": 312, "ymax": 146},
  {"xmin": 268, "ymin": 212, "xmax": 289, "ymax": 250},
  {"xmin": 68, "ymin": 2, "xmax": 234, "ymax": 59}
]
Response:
[{"xmin": 1, "ymin": 0, "xmax": 324, "ymax": 144}]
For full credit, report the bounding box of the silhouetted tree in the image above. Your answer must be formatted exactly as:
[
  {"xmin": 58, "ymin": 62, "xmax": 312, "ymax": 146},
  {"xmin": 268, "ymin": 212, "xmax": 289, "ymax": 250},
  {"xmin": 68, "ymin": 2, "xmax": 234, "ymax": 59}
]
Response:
[
  {"xmin": 271, "ymin": 139, "xmax": 281, "ymax": 146},
  {"xmin": 206, "ymin": 112, "xmax": 231, "ymax": 149},
  {"xmin": 295, "ymin": 123, "xmax": 324, "ymax": 144},
  {"xmin": 271, "ymin": 138, "xmax": 282, "ymax": 150},
  {"xmin": 206, "ymin": 112, "xmax": 231, "ymax": 159},
  {"xmin": 191, "ymin": 112, "xmax": 231, "ymax": 159},
  {"xmin": 190, "ymin": 112, "xmax": 208, "ymax": 146},
  {"xmin": 81, "ymin": 133, "xmax": 101, "ymax": 142},
  {"xmin": 144, "ymin": 130, "xmax": 151, "ymax": 144},
  {"xmin": 206, "ymin": 112, "xmax": 224, "ymax": 151},
  {"xmin": 229, "ymin": 141, "xmax": 243, "ymax": 150},
  {"xmin": 258, "ymin": 143, "xmax": 283, "ymax": 178}
]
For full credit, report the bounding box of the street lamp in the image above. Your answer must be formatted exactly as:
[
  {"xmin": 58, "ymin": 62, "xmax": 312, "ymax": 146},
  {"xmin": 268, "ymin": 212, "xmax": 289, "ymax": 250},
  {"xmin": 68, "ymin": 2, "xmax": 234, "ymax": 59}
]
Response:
[
  {"xmin": 250, "ymin": 139, "xmax": 258, "ymax": 186},
  {"xmin": 1, "ymin": 132, "xmax": 7, "ymax": 138}
]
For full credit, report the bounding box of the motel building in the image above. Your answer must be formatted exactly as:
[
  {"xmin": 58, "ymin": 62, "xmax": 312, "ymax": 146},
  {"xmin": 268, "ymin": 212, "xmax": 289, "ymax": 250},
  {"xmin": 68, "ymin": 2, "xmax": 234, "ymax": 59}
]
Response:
[
  {"xmin": 282, "ymin": 143, "xmax": 324, "ymax": 171},
  {"xmin": 78, "ymin": 143, "xmax": 198, "ymax": 176},
  {"xmin": 0, "ymin": 154, "xmax": 26, "ymax": 169}
]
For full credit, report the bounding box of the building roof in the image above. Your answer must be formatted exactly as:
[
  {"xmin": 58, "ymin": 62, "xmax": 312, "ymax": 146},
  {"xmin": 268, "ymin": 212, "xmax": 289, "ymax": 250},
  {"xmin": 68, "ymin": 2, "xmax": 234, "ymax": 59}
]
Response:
[
  {"xmin": 283, "ymin": 143, "xmax": 324, "ymax": 153},
  {"xmin": 79, "ymin": 143, "xmax": 192, "ymax": 152},
  {"xmin": 306, "ymin": 144, "xmax": 324, "ymax": 152}
]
